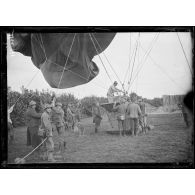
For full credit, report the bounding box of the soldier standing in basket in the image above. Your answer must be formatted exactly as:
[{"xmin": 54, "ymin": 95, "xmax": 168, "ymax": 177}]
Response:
[
  {"xmin": 40, "ymin": 104, "xmax": 56, "ymax": 162},
  {"xmin": 107, "ymin": 81, "xmax": 123, "ymax": 103}
]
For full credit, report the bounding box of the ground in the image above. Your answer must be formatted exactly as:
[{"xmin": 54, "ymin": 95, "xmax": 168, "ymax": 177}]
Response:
[{"xmin": 8, "ymin": 113, "xmax": 193, "ymax": 164}]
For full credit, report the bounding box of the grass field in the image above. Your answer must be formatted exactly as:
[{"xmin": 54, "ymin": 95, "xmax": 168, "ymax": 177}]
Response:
[{"xmin": 8, "ymin": 113, "xmax": 193, "ymax": 164}]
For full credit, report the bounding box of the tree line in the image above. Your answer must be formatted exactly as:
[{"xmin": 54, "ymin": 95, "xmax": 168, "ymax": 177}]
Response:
[{"xmin": 8, "ymin": 87, "xmax": 163, "ymax": 127}]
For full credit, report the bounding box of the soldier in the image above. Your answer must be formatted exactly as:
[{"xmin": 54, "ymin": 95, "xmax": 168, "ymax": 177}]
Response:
[
  {"xmin": 51, "ymin": 97, "xmax": 66, "ymax": 159},
  {"xmin": 107, "ymin": 81, "xmax": 123, "ymax": 103},
  {"xmin": 40, "ymin": 104, "xmax": 56, "ymax": 162},
  {"xmin": 67, "ymin": 103, "xmax": 75, "ymax": 131},
  {"xmin": 92, "ymin": 102, "xmax": 102, "ymax": 133},
  {"xmin": 126, "ymin": 95, "xmax": 142, "ymax": 136},
  {"xmin": 113, "ymin": 98, "xmax": 127, "ymax": 136},
  {"xmin": 138, "ymin": 98, "xmax": 147, "ymax": 133},
  {"xmin": 25, "ymin": 101, "xmax": 42, "ymax": 155}
]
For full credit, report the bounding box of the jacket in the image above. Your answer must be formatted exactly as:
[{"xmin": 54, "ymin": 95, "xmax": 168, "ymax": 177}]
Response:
[
  {"xmin": 25, "ymin": 107, "xmax": 42, "ymax": 127},
  {"xmin": 51, "ymin": 107, "xmax": 64, "ymax": 127},
  {"xmin": 126, "ymin": 103, "xmax": 142, "ymax": 118}
]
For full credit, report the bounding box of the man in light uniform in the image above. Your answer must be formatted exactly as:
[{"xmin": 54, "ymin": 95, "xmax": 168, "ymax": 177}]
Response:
[
  {"xmin": 113, "ymin": 98, "xmax": 128, "ymax": 136},
  {"xmin": 41, "ymin": 104, "xmax": 56, "ymax": 162},
  {"xmin": 107, "ymin": 81, "xmax": 123, "ymax": 103},
  {"xmin": 51, "ymin": 97, "xmax": 66, "ymax": 159}
]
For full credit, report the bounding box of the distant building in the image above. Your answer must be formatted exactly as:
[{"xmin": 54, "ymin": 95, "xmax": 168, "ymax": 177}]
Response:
[{"xmin": 162, "ymin": 95, "xmax": 185, "ymax": 112}]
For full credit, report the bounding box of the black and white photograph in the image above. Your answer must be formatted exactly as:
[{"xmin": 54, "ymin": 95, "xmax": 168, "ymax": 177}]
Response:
[{"xmin": 1, "ymin": 27, "xmax": 193, "ymax": 168}]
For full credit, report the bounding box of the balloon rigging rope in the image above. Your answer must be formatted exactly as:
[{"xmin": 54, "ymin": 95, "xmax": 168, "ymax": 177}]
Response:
[
  {"xmin": 125, "ymin": 33, "xmax": 158, "ymax": 92},
  {"xmin": 127, "ymin": 33, "xmax": 140, "ymax": 92},
  {"xmin": 47, "ymin": 59, "xmax": 108, "ymax": 90},
  {"xmin": 39, "ymin": 34, "xmax": 48, "ymax": 61},
  {"xmin": 91, "ymin": 33, "xmax": 125, "ymax": 91},
  {"xmin": 89, "ymin": 33, "xmax": 113, "ymax": 84},
  {"xmin": 138, "ymin": 43, "xmax": 186, "ymax": 92},
  {"xmin": 57, "ymin": 33, "xmax": 77, "ymax": 89},
  {"xmin": 123, "ymin": 33, "xmax": 139, "ymax": 87},
  {"xmin": 128, "ymin": 33, "xmax": 159, "ymax": 91},
  {"xmin": 176, "ymin": 33, "xmax": 192, "ymax": 75}
]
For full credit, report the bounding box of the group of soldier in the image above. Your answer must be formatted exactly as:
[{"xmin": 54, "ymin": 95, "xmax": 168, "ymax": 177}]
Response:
[
  {"xmin": 8, "ymin": 96, "xmax": 82, "ymax": 163},
  {"xmin": 107, "ymin": 81, "xmax": 148, "ymax": 136},
  {"xmin": 7, "ymin": 81, "xmax": 191, "ymax": 163}
]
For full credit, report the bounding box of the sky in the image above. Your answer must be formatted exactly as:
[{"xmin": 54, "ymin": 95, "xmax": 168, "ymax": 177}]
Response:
[{"xmin": 7, "ymin": 32, "xmax": 192, "ymax": 99}]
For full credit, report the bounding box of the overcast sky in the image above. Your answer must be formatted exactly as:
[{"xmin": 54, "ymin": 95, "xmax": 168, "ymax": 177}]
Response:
[{"xmin": 7, "ymin": 32, "xmax": 192, "ymax": 99}]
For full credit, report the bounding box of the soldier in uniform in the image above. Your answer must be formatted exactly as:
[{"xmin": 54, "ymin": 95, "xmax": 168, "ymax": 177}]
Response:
[
  {"xmin": 107, "ymin": 81, "xmax": 123, "ymax": 103},
  {"xmin": 51, "ymin": 97, "xmax": 66, "ymax": 159},
  {"xmin": 138, "ymin": 98, "xmax": 147, "ymax": 133},
  {"xmin": 40, "ymin": 104, "xmax": 56, "ymax": 162},
  {"xmin": 113, "ymin": 98, "xmax": 127, "ymax": 136},
  {"xmin": 126, "ymin": 95, "xmax": 142, "ymax": 136},
  {"xmin": 25, "ymin": 101, "xmax": 42, "ymax": 153}
]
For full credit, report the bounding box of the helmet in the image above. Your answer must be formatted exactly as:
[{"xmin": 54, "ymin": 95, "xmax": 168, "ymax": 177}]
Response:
[
  {"xmin": 29, "ymin": 100, "xmax": 36, "ymax": 106},
  {"xmin": 44, "ymin": 104, "xmax": 52, "ymax": 110},
  {"xmin": 56, "ymin": 102, "xmax": 62, "ymax": 107}
]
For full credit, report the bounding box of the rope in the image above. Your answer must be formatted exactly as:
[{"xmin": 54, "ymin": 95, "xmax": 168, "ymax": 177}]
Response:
[
  {"xmin": 135, "ymin": 36, "xmax": 140, "ymax": 93},
  {"xmin": 39, "ymin": 34, "xmax": 48, "ymax": 61},
  {"xmin": 89, "ymin": 33, "xmax": 113, "ymax": 84},
  {"xmin": 91, "ymin": 33, "xmax": 125, "ymax": 91},
  {"xmin": 127, "ymin": 33, "xmax": 140, "ymax": 92},
  {"xmin": 129, "ymin": 33, "xmax": 159, "ymax": 88},
  {"xmin": 47, "ymin": 59, "xmax": 108, "ymax": 91},
  {"xmin": 16, "ymin": 138, "xmax": 47, "ymax": 163},
  {"xmin": 123, "ymin": 33, "xmax": 139, "ymax": 86},
  {"xmin": 57, "ymin": 33, "xmax": 76, "ymax": 89},
  {"xmin": 10, "ymin": 69, "xmax": 40, "ymax": 106},
  {"xmin": 139, "ymin": 43, "xmax": 187, "ymax": 92},
  {"xmin": 176, "ymin": 33, "xmax": 192, "ymax": 75}
]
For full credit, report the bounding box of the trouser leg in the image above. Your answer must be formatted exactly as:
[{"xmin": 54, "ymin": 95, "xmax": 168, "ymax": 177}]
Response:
[
  {"xmin": 46, "ymin": 137, "xmax": 56, "ymax": 162},
  {"xmin": 134, "ymin": 118, "xmax": 139, "ymax": 136},
  {"xmin": 122, "ymin": 120, "xmax": 125, "ymax": 136},
  {"xmin": 57, "ymin": 126, "xmax": 66, "ymax": 156},
  {"xmin": 130, "ymin": 118, "xmax": 134, "ymax": 136}
]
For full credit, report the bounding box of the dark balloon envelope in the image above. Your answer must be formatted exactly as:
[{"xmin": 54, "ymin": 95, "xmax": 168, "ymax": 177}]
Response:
[{"xmin": 11, "ymin": 33, "xmax": 116, "ymax": 89}]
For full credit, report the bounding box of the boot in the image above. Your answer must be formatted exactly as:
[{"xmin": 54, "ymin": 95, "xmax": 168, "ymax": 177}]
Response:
[
  {"xmin": 48, "ymin": 152, "xmax": 56, "ymax": 162},
  {"xmin": 95, "ymin": 128, "xmax": 97, "ymax": 133}
]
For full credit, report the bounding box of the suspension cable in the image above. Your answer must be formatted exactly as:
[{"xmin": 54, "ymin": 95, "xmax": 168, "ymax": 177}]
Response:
[
  {"xmin": 91, "ymin": 33, "xmax": 125, "ymax": 92},
  {"xmin": 57, "ymin": 33, "xmax": 76, "ymax": 89},
  {"xmin": 176, "ymin": 33, "xmax": 192, "ymax": 75},
  {"xmin": 138, "ymin": 43, "xmax": 187, "ymax": 92},
  {"xmin": 129, "ymin": 33, "xmax": 159, "ymax": 89},
  {"xmin": 47, "ymin": 59, "xmax": 108, "ymax": 91},
  {"xmin": 89, "ymin": 33, "xmax": 113, "ymax": 84},
  {"xmin": 127, "ymin": 33, "xmax": 140, "ymax": 92},
  {"xmin": 123, "ymin": 33, "xmax": 139, "ymax": 86}
]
